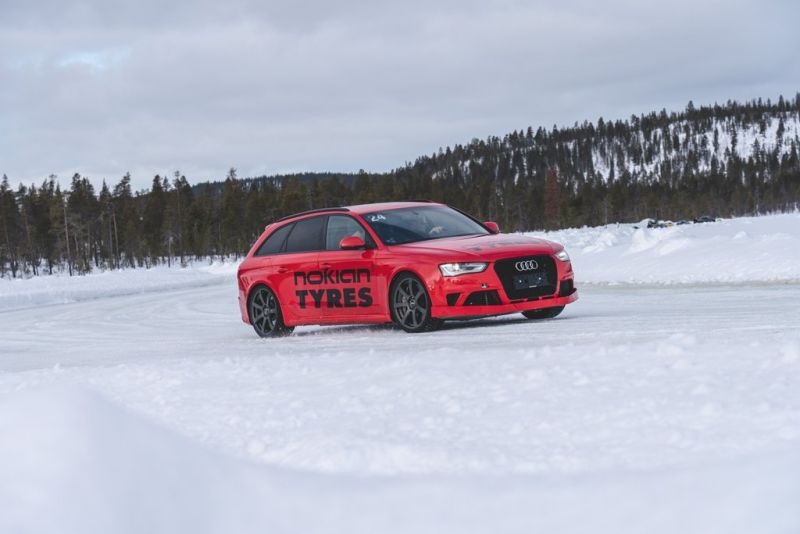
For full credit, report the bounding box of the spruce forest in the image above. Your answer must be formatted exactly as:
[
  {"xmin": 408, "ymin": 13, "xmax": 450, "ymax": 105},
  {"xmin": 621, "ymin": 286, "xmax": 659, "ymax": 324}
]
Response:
[{"xmin": 2, "ymin": 95, "xmax": 799, "ymax": 278}]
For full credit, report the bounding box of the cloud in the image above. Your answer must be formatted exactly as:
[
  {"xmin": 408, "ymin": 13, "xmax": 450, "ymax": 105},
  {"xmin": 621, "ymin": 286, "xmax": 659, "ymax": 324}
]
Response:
[{"xmin": 1, "ymin": 0, "xmax": 798, "ymax": 189}]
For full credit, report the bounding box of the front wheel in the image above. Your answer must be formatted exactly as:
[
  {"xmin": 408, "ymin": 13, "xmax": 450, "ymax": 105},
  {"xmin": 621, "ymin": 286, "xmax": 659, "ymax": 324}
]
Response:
[
  {"xmin": 248, "ymin": 285, "xmax": 294, "ymax": 338},
  {"xmin": 390, "ymin": 274, "xmax": 442, "ymax": 333},
  {"xmin": 522, "ymin": 306, "xmax": 564, "ymax": 320}
]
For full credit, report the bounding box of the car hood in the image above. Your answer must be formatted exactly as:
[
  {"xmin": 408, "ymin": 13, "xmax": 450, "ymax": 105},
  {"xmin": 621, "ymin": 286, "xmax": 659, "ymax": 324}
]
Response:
[{"xmin": 392, "ymin": 233, "xmax": 558, "ymax": 260}]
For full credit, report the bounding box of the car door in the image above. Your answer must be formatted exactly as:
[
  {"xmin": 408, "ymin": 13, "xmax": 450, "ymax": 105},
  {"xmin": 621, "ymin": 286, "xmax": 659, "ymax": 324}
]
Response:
[
  {"xmin": 316, "ymin": 214, "xmax": 380, "ymax": 321},
  {"xmin": 271, "ymin": 215, "xmax": 326, "ymax": 323}
]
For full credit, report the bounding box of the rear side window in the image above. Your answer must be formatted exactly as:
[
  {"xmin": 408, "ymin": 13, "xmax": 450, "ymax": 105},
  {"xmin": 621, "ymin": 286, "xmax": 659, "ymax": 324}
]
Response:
[
  {"xmin": 284, "ymin": 216, "xmax": 326, "ymax": 253},
  {"xmin": 255, "ymin": 223, "xmax": 294, "ymax": 256},
  {"xmin": 325, "ymin": 215, "xmax": 367, "ymax": 250}
]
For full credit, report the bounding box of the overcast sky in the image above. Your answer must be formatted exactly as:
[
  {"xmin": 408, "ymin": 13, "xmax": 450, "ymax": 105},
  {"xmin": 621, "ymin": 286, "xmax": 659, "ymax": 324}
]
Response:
[{"xmin": 1, "ymin": 0, "xmax": 798, "ymax": 190}]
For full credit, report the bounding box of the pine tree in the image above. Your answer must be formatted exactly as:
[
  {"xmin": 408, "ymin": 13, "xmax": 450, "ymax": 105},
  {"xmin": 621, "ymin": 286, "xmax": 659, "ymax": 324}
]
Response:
[
  {"xmin": 170, "ymin": 171, "xmax": 193, "ymax": 266},
  {"xmin": 544, "ymin": 168, "xmax": 561, "ymax": 229},
  {"xmin": 220, "ymin": 168, "xmax": 246, "ymax": 256},
  {"xmin": 0, "ymin": 175, "xmax": 22, "ymax": 277},
  {"xmin": 143, "ymin": 175, "xmax": 167, "ymax": 265},
  {"xmin": 33, "ymin": 177, "xmax": 58, "ymax": 274},
  {"xmin": 98, "ymin": 181, "xmax": 115, "ymax": 269}
]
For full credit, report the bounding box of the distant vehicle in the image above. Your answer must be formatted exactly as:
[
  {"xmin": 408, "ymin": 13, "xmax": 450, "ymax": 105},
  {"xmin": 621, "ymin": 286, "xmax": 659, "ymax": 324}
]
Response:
[
  {"xmin": 237, "ymin": 202, "xmax": 578, "ymax": 337},
  {"xmin": 634, "ymin": 218, "xmax": 657, "ymax": 229},
  {"xmin": 635, "ymin": 218, "xmax": 690, "ymax": 229},
  {"xmin": 676, "ymin": 220, "xmax": 692, "ymax": 225},
  {"xmin": 694, "ymin": 215, "xmax": 716, "ymax": 223}
]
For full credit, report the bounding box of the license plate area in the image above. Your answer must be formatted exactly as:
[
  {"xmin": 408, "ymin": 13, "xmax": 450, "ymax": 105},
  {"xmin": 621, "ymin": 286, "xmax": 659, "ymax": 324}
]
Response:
[{"xmin": 512, "ymin": 272, "xmax": 548, "ymax": 290}]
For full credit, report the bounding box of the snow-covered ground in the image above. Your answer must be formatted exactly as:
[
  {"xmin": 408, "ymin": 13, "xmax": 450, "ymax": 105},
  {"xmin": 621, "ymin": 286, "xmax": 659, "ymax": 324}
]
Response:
[
  {"xmin": 529, "ymin": 212, "xmax": 800, "ymax": 284},
  {"xmin": 1, "ymin": 214, "xmax": 799, "ymax": 533}
]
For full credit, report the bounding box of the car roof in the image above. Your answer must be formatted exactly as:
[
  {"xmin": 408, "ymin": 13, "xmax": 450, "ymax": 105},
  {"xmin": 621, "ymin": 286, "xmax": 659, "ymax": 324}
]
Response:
[
  {"xmin": 344, "ymin": 201, "xmax": 443, "ymax": 214},
  {"xmin": 273, "ymin": 201, "xmax": 443, "ymax": 224}
]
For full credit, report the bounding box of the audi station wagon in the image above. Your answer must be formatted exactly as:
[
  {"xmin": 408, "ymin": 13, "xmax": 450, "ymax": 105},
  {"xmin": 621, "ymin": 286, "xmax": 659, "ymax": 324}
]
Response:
[{"xmin": 237, "ymin": 201, "xmax": 578, "ymax": 337}]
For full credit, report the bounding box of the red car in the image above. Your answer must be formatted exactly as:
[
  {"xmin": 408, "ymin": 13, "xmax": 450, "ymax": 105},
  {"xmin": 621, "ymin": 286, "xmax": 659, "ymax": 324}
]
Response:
[{"xmin": 237, "ymin": 201, "xmax": 578, "ymax": 337}]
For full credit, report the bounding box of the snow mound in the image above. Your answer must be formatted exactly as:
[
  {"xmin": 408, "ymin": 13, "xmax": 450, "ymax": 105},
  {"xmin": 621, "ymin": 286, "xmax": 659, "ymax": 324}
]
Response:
[
  {"xmin": 529, "ymin": 213, "xmax": 800, "ymax": 284},
  {"xmin": 0, "ymin": 386, "xmax": 272, "ymax": 533},
  {"xmin": 1, "ymin": 387, "xmax": 799, "ymax": 534},
  {"xmin": 0, "ymin": 260, "xmax": 236, "ymax": 312}
]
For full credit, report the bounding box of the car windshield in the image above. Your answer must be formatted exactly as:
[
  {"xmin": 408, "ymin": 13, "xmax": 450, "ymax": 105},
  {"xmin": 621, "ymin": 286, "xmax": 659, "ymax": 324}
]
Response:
[{"xmin": 361, "ymin": 205, "xmax": 489, "ymax": 245}]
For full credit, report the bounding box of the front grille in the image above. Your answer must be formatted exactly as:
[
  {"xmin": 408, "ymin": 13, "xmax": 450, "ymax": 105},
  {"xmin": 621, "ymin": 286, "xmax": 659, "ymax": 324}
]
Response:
[
  {"xmin": 494, "ymin": 255, "xmax": 557, "ymax": 300},
  {"xmin": 463, "ymin": 290, "xmax": 501, "ymax": 306}
]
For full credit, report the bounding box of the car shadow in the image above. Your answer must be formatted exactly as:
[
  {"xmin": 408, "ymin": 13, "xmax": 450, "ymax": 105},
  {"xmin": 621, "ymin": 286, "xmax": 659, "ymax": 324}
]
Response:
[{"xmin": 289, "ymin": 313, "xmax": 569, "ymax": 337}]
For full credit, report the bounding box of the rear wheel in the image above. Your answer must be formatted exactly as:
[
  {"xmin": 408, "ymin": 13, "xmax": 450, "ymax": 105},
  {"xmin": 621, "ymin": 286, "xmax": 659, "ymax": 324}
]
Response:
[
  {"xmin": 248, "ymin": 285, "xmax": 294, "ymax": 338},
  {"xmin": 390, "ymin": 274, "xmax": 442, "ymax": 333},
  {"xmin": 522, "ymin": 306, "xmax": 564, "ymax": 320}
]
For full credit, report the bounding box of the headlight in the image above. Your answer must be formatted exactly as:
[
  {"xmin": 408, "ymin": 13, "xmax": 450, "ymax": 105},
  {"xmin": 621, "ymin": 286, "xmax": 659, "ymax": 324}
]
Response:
[
  {"xmin": 439, "ymin": 262, "xmax": 488, "ymax": 277},
  {"xmin": 554, "ymin": 249, "xmax": 570, "ymax": 262}
]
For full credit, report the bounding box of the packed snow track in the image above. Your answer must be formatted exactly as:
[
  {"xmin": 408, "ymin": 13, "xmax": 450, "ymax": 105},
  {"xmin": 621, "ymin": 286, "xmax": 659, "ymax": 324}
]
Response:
[{"xmin": 2, "ymin": 282, "xmax": 800, "ymax": 533}]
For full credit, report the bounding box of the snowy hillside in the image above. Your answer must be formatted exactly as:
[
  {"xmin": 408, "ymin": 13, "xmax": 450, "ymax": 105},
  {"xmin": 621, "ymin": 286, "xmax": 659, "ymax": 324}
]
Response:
[
  {"xmin": 429, "ymin": 101, "xmax": 800, "ymax": 184},
  {"xmin": 444, "ymin": 111, "xmax": 800, "ymax": 183},
  {"xmin": 588, "ymin": 113, "xmax": 800, "ymax": 180},
  {"xmin": 410, "ymin": 98, "xmax": 800, "ymax": 231}
]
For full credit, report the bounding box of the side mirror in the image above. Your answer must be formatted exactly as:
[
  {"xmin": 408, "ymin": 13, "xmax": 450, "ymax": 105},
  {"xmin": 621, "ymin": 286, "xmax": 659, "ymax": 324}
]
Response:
[
  {"xmin": 339, "ymin": 236, "xmax": 366, "ymax": 250},
  {"xmin": 483, "ymin": 221, "xmax": 500, "ymax": 234}
]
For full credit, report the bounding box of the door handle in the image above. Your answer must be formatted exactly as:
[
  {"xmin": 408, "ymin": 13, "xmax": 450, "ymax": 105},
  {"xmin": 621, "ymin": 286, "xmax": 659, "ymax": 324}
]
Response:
[
  {"xmin": 277, "ymin": 267, "xmax": 289, "ymax": 274},
  {"xmin": 320, "ymin": 263, "xmax": 332, "ymax": 270}
]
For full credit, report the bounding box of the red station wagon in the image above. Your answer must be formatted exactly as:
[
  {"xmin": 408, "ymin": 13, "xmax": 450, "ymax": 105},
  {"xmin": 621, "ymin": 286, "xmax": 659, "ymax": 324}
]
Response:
[{"xmin": 237, "ymin": 201, "xmax": 578, "ymax": 337}]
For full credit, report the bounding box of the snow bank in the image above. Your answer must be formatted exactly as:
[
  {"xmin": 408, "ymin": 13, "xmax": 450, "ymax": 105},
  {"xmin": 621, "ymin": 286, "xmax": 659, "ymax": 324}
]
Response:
[
  {"xmin": 2, "ymin": 213, "xmax": 799, "ymax": 313},
  {"xmin": 1, "ymin": 387, "xmax": 798, "ymax": 534},
  {"xmin": 0, "ymin": 260, "xmax": 237, "ymax": 312},
  {"xmin": 528, "ymin": 212, "xmax": 800, "ymax": 284}
]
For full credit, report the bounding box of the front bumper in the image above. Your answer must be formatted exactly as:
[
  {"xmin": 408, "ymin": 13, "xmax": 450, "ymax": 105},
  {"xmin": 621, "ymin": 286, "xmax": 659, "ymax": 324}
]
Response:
[
  {"xmin": 431, "ymin": 289, "xmax": 577, "ymax": 319},
  {"xmin": 428, "ymin": 258, "xmax": 578, "ymax": 319}
]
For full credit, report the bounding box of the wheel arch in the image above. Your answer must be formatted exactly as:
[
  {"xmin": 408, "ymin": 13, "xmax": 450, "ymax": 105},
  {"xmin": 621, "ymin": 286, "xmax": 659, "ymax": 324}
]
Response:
[{"xmin": 387, "ymin": 268, "xmax": 427, "ymax": 296}]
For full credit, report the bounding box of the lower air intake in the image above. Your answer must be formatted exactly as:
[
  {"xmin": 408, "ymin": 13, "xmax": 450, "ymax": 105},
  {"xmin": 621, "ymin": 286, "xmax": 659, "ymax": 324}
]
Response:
[
  {"xmin": 446, "ymin": 293, "xmax": 461, "ymax": 306},
  {"xmin": 558, "ymin": 279, "xmax": 575, "ymax": 297},
  {"xmin": 464, "ymin": 290, "xmax": 502, "ymax": 306}
]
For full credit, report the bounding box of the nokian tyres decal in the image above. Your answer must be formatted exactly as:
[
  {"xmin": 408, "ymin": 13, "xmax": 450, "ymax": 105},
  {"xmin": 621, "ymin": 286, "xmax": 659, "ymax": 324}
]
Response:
[{"xmin": 294, "ymin": 269, "xmax": 374, "ymax": 309}]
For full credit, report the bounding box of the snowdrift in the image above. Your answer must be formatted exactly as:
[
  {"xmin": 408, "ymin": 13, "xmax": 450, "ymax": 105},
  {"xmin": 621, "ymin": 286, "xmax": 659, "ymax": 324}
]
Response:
[
  {"xmin": 0, "ymin": 260, "xmax": 236, "ymax": 312},
  {"xmin": 1, "ymin": 387, "xmax": 798, "ymax": 534},
  {"xmin": 529, "ymin": 212, "xmax": 800, "ymax": 285}
]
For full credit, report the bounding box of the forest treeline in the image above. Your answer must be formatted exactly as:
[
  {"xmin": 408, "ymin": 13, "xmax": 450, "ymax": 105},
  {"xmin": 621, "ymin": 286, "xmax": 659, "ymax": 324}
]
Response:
[{"xmin": 2, "ymin": 95, "xmax": 799, "ymax": 277}]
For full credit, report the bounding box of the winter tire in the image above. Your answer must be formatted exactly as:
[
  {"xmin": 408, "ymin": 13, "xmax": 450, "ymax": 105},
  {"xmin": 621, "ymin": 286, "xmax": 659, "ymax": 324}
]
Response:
[
  {"xmin": 248, "ymin": 285, "xmax": 294, "ymax": 337},
  {"xmin": 390, "ymin": 273, "xmax": 442, "ymax": 333}
]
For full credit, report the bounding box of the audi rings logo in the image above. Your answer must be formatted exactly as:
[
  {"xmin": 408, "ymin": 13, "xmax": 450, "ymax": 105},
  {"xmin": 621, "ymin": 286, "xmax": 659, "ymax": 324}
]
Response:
[{"xmin": 515, "ymin": 259, "xmax": 539, "ymax": 272}]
